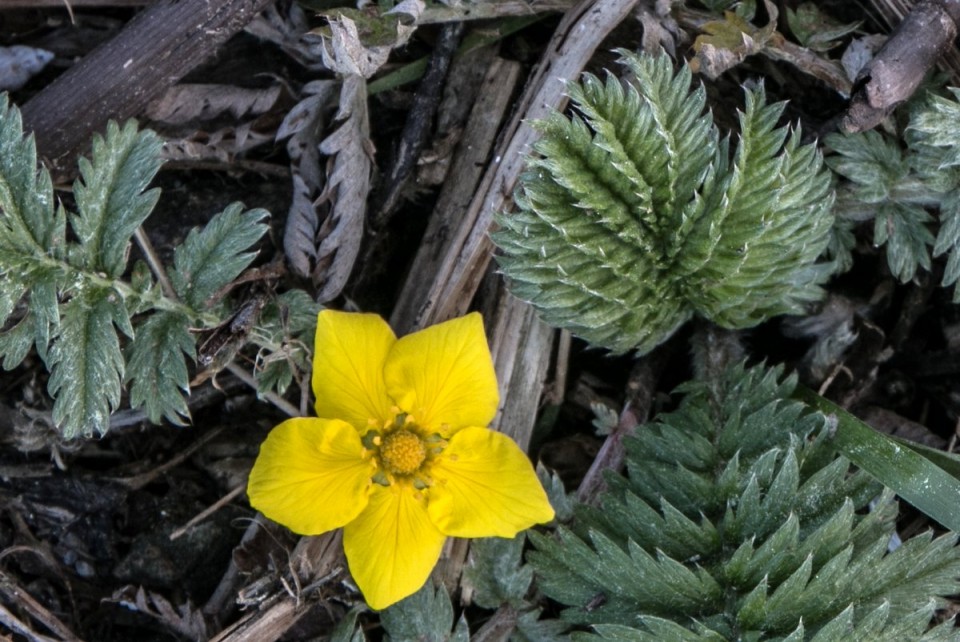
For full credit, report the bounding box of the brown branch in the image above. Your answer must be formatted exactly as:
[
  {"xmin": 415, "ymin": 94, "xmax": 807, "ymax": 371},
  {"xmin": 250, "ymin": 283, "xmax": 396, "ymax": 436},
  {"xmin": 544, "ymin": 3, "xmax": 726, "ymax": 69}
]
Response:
[
  {"xmin": 21, "ymin": 0, "xmax": 275, "ymax": 177},
  {"xmin": 842, "ymin": 0, "xmax": 960, "ymax": 132}
]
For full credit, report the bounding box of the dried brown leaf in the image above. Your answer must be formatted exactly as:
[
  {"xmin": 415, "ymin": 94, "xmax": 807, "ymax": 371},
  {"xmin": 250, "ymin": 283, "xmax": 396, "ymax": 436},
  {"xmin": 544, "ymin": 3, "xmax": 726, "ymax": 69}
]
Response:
[
  {"xmin": 145, "ymin": 84, "xmax": 282, "ymax": 125},
  {"xmin": 319, "ymin": 0, "xmax": 424, "ymax": 78},
  {"xmin": 278, "ymin": 81, "xmax": 338, "ymax": 282},
  {"xmin": 313, "ymin": 75, "xmax": 372, "ymax": 301},
  {"xmin": 111, "ymin": 585, "xmax": 209, "ymax": 641},
  {"xmin": 691, "ymin": 0, "xmax": 778, "ymax": 78}
]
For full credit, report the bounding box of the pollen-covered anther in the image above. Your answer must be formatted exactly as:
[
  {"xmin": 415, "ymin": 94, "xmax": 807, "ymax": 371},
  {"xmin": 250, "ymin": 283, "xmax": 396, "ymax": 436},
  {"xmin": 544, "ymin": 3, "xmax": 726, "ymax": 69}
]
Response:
[{"xmin": 380, "ymin": 429, "xmax": 427, "ymax": 475}]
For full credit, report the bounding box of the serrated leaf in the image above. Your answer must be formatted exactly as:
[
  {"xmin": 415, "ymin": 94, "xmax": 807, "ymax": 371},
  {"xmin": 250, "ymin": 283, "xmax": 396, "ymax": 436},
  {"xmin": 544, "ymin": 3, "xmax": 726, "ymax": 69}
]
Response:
[
  {"xmin": 329, "ymin": 606, "xmax": 367, "ymax": 642},
  {"xmin": 465, "ymin": 535, "xmax": 533, "ymax": 609},
  {"xmin": 531, "ymin": 363, "xmax": 960, "ymax": 638},
  {"xmin": 72, "ymin": 120, "xmax": 163, "ymax": 277},
  {"xmin": 909, "ymin": 87, "xmax": 960, "ymax": 169},
  {"xmin": 381, "ymin": 581, "xmax": 461, "ymax": 642},
  {"xmin": 691, "ymin": 1, "xmax": 778, "ymax": 79},
  {"xmin": 48, "ymin": 288, "xmax": 126, "ymax": 438},
  {"xmin": 170, "ymin": 203, "xmax": 269, "ymax": 309},
  {"xmin": 825, "ymin": 130, "xmax": 908, "ymax": 204},
  {"xmin": 874, "ymin": 203, "xmax": 934, "ymax": 282},
  {"xmin": 785, "ymin": 3, "xmax": 861, "ymax": 53},
  {"xmin": 0, "ymin": 313, "xmax": 36, "ymax": 369},
  {"xmin": 255, "ymin": 290, "xmax": 321, "ymax": 397},
  {"xmin": 312, "ymin": 74, "xmax": 370, "ymax": 301},
  {"xmin": 0, "ymin": 95, "xmax": 58, "ymax": 256},
  {"xmin": 495, "ymin": 50, "xmax": 834, "ymax": 354},
  {"xmin": 125, "ymin": 311, "xmax": 195, "ymax": 425},
  {"xmin": 512, "ymin": 609, "xmax": 569, "ymax": 641},
  {"xmin": 30, "ymin": 266, "xmax": 60, "ymax": 364}
]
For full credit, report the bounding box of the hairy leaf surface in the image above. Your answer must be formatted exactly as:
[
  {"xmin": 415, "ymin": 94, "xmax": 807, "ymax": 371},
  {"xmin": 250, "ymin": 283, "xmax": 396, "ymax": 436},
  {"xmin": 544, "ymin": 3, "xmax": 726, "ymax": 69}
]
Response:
[
  {"xmin": 125, "ymin": 311, "xmax": 195, "ymax": 425},
  {"xmin": 495, "ymin": 51, "xmax": 834, "ymax": 353},
  {"xmin": 170, "ymin": 203, "xmax": 269, "ymax": 309},
  {"xmin": 72, "ymin": 120, "xmax": 162, "ymax": 277}
]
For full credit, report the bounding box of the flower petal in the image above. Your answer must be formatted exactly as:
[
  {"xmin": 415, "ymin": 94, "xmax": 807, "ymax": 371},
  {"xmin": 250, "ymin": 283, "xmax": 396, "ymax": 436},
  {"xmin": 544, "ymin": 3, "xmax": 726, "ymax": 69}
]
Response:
[
  {"xmin": 343, "ymin": 484, "xmax": 447, "ymax": 610},
  {"xmin": 313, "ymin": 310, "xmax": 397, "ymax": 429},
  {"xmin": 427, "ymin": 427, "xmax": 555, "ymax": 538},
  {"xmin": 384, "ymin": 313, "xmax": 499, "ymax": 432},
  {"xmin": 247, "ymin": 417, "xmax": 374, "ymax": 535}
]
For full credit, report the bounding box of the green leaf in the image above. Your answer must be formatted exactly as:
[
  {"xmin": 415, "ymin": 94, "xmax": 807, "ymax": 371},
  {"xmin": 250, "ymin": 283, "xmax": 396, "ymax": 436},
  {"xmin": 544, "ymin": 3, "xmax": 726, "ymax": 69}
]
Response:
[
  {"xmin": 0, "ymin": 313, "xmax": 37, "ymax": 370},
  {"xmin": 30, "ymin": 266, "xmax": 61, "ymax": 364},
  {"xmin": 71, "ymin": 120, "xmax": 163, "ymax": 278},
  {"xmin": 797, "ymin": 388, "xmax": 960, "ymax": 532},
  {"xmin": 785, "ymin": 3, "xmax": 861, "ymax": 52},
  {"xmin": 495, "ymin": 51, "xmax": 834, "ymax": 354},
  {"xmin": 125, "ymin": 311, "xmax": 195, "ymax": 425},
  {"xmin": 464, "ymin": 535, "xmax": 533, "ymax": 609},
  {"xmin": 874, "ymin": 203, "xmax": 934, "ymax": 282},
  {"xmin": 255, "ymin": 290, "xmax": 321, "ymax": 397},
  {"xmin": 531, "ymin": 363, "xmax": 960, "ymax": 638},
  {"xmin": 170, "ymin": 203, "xmax": 269, "ymax": 309},
  {"xmin": 381, "ymin": 581, "xmax": 463, "ymax": 642},
  {"xmin": 329, "ymin": 606, "xmax": 366, "ymax": 642},
  {"xmin": 48, "ymin": 288, "xmax": 126, "ymax": 438},
  {"xmin": 825, "ymin": 130, "xmax": 909, "ymax": 204},
  {"xmin": 513, "ymin": 610, "xmax": 570, "ymax": 641},
  {"xmin": 908, "ymin": 87, "xmax": 960, "ymax": 169},
  {"xmin": 0, "ymin": 95, "xmax": 58, "ymax": 256}
]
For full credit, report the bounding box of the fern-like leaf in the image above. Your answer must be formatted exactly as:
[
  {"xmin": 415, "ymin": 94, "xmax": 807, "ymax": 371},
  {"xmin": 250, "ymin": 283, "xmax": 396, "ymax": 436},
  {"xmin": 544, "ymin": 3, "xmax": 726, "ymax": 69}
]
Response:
[
  {"xmin": 48, "ymin": 288, "xmax": 127, "ymax": 438},
  {"xmin": 530, "ymin": 363, "xmax": 960, "ymax": 640},
  {"xmin": 908, "ymin": 87, "xmax": 960, "ymax": 169},
  {"xmin": 254, "ymin": 289, "xmax": 321, "ymax": 397},
  {"xmin": 494, "ymin": 51, "xmax": 835, "ymax": 354},
  {"xmin": 0, "ymin": 95, "xmax": 59, "ymax": 258},
  {"xmin": 71, "ymin": 120, "xmax": 162, "ymax": 278},
  {"xmin": 170, "ymin": 203, "xmax": 270, "ymax": 309},
  {"xmin": 125, "ymin": 311, "xmax": 195, "ymax": 425}
]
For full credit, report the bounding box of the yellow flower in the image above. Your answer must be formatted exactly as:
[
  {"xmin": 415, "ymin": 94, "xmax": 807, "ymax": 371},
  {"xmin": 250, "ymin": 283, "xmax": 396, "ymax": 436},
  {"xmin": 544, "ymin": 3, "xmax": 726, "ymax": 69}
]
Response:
[{"xmin": 247, "ymin": 310, "xmax": 555, "ymax": 609}]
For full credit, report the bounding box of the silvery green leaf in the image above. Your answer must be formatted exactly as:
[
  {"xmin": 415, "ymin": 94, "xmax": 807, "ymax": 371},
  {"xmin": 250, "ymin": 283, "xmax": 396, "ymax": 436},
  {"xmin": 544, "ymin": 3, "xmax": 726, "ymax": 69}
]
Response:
[
  {"xmin": 72, "ymin": 120, "xmax": 162, "ymax": 277},
  {"xmin": 465, "ymin": 535, "xmax": 532, "ymax": 609},
  {"xmin": 48, "ymin": 288, "xmax": 125, "ymax": 438},
  {"xmin": 382, "ymin": 582, "xmax": 460, "ymax": 642},
  {"xmin": 125, "ymin": 311, "xmax": 195, "ymax": 426},
  {"xmin": 495, "ymin": 51, "xmax": 834, "ymax": 354},
  {"xmin": 170, "ymin": 203, "xmax": 269, "ymax": 309}
]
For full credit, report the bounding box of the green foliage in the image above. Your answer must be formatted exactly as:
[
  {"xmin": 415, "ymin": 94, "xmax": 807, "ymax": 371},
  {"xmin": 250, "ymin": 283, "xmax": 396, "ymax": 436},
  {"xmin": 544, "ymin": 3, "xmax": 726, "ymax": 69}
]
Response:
[
  {"xmin": 170, "ymin": 202, "xmax": 268, "ymax": 310},
  {"xmin": 0, "ymin": 96, "xmax": 307, "ymax": 438},
  {"xmin": 826, "ymin": 86, "xmax": 960, "ymax": 301},
  {"xmin": 493, "ymin": 51, "xmax": 835, "ymax": 354},
  {"xmin": 254, "ymin": 289, "xmax": 321, "ymax": 398},
  {"xmin": 784, "ymin": 3, "xmax": 860, "ymax": 53},
  {"xmin": 529, "ymin": 363, "xmax": 960, "ymax": 640},
  {"xmin": 465, "ymin": 535, "xmax": 534, "ymax": 609},
  {"xmin": 380, "ymin": 582, "xmax": 469, "ymax": 642}
]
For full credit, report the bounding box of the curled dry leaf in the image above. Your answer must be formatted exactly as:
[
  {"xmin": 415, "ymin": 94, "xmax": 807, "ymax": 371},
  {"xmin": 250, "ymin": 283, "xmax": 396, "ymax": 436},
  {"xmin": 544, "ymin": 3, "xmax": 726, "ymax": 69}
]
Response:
[
  {"xmin": 279, "ymin": 77, "xmax": 373, "ymax": 301},
  {"xmin": 145, "ymin": 84, "xmax": 283, "ymax": 126},
  {"xmin": 691, "ymin": 0, "xmax": 778, "ymax": 79},
  {"xmin": 245, "ymin": 2, "xmax": 328, "ymax": 70},
  {"xmin": 111, "ymin": 586, "xmax": 208, "ymax": 642},
  {"xmin": 279, "ymin": 0, "xmax": 422, "ymax": 300},
  {"xmin": 319, "ymin": 0, "xmax": 424, "ymax": 78},
  {"xmin": 159, "ymin": 125, "xmax": 275, "ymax": 164},
  {"xmin": 312, "ymin": 75, "xmax": 372, "ymax": 301},
  {"xmin": 278, "ymin": 80, "xmax": 338, "ymax": 283},
  {"xmin": 146, "ymin": 84, "xmax": 284, "ymax": 165}
]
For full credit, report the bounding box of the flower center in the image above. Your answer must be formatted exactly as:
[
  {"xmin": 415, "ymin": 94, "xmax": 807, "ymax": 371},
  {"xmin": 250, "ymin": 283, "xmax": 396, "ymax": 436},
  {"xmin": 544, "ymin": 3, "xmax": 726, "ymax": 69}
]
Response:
[{"xmin": 379, "ymin": 429, "xmax": 427, "ymax": 475}]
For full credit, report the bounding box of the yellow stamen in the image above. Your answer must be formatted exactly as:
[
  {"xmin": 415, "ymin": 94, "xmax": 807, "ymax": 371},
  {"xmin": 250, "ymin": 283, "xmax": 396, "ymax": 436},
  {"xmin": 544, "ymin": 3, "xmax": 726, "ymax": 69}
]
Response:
[{"xmin": 380, "ymin": 430, "xmax": 427, "ymax": 475}]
